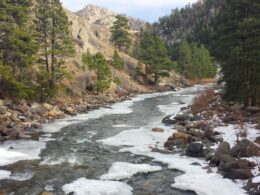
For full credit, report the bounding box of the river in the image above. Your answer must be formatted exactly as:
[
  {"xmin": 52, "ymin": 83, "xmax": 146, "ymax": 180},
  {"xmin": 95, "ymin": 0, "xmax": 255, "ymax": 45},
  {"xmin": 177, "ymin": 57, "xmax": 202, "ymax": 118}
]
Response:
[{"xmin": 0, "ymin": 85, "xmax": 218, "ymax": 195}]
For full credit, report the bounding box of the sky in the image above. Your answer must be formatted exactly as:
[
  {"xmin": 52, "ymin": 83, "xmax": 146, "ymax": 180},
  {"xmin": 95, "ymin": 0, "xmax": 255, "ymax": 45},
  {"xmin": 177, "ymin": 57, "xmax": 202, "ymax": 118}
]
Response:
[{"xmin": 60, "ymin": 0, "xmax": 198, "ymax": 22}]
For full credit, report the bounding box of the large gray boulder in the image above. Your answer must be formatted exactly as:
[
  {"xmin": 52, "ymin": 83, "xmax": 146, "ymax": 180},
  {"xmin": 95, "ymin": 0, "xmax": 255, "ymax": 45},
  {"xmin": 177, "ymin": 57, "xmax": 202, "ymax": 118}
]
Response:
[{"xmin": 231, "ymin": 139, "xmax": 260, "ymax": 158}]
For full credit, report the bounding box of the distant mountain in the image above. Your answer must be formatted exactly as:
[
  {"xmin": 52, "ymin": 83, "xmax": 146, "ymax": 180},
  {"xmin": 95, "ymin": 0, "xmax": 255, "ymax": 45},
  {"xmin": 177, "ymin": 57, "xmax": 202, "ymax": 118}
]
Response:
[{"xmin": 76, "ymin": 4, "xmax": 147, "ymax": 31}]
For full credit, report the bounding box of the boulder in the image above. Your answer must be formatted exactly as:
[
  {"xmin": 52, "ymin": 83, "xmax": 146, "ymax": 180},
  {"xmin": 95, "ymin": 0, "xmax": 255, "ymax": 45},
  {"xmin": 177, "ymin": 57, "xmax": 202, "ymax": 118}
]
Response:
[
  {"xmin": 0, "ymin": 126, "xmax": 10, "ymax": 136},
  {"xmin": 65, "ymin": 107, "xmax": 77, "ymax": 115},
  {"xmin": 31, "ymin": 103, "xmax": 44, "ymax": 115},
  {"xmin": 210, "ymin": 142, "xmax": 231, "ymax": 165},
  {"xmin": 245, "ymin": 176, "xmax": 260, "ymax": 195},
  {"xmin": 186, "ymin": 121, "xmax": 206, "ymax": 130},
  {"xmin": 43, "ymin": 103, "xmax": 53, "ymax": 111},
  {"xmin": 255, "ymin": 136, "xmax": 260, "ymax": 145},
  {"xmin": 16, "ymin": 105, "xmax": 29, "ymax": 113},
  {"xmin": 174, "ymin": 112, "xmax": 189, "ymax": 121},
  {"xmin": 174, "ymin": 125, "xmax": 187, "ymax": 133},
  {"xmin": 188, "ymin": 128, "xmax": 205, "ymax": 138},
  {"xmin": 169, "ymin": 132, "xmax": 192, "ymax": 144},
  {"xmin": 164, "ymin": 139, "xmax": 186, "ymax": 150},
  {"xmin": 186, "ymin": 142, "xmax": 204, "ymax": 157},
  {"xmin": 0, "ymin": 106, "xmax": 7, "ymax": 114},
  {"xmin": 223, "ymin": 168, "xmax": 253, "ymax": 180},
  {"xmin": 31, "ymin": 122, "xmax": 41, "ymax": 129},
  {"xmin": 190, "ymin": 114, "xmax": 203, "ymax": 121},
  {"xmin": 152, "ymin": 127, "xmax": 164, "ymax": 133},
  {"xmin": 231, "ymin": 139, "xmax": 260, "ymax": 157},
  {"xmin": 162, "ymin": 115, "xmax": 176, "ymax": 125},
  {"xmin": 218, "ymin": 154, "xmax": 237, "ymax": 171},
  {"xmin": 246, "ymin": 107, "xmax": 260, "ymax": 114}
]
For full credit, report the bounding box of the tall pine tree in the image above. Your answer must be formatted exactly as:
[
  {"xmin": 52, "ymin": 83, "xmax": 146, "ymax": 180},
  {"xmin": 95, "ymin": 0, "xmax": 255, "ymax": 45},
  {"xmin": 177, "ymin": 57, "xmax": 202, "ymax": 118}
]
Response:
[
  {"xmin": 213, "ymin": 0, "xmax": 260, "ymax": 106},
  {"xmin": 35, "ymin": 0, "xmax": 74, "ymax": 92},
  {"xmin": 111, "ymin": 15, "xmax": 132, "ymax": 52}
]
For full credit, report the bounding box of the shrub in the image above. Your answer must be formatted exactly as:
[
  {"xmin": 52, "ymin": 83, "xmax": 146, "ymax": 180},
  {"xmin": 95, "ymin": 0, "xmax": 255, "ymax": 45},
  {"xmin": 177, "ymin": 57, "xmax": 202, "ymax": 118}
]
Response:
[{"xmin": 191, "ymin": 89, "xmax": 215, "ymax": 114}]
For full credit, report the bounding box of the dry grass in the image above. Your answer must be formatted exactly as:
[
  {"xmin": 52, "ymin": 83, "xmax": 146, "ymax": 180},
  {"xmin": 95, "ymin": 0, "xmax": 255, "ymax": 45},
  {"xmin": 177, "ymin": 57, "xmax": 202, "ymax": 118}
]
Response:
[
  {"xmin": 191, "ymin": 89, "xmax": 215, "ymax": 114},
  {"xmin": 188, "ymin": 78, "xmax": 216, "ymax": 85}
]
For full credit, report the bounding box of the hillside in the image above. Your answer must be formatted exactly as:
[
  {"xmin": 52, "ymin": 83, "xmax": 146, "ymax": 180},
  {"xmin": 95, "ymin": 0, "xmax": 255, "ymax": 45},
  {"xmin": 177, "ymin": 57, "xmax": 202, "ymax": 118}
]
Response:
[{"xmin": 64, "ymin": 5, "xmax": 181, "ymax": 96}]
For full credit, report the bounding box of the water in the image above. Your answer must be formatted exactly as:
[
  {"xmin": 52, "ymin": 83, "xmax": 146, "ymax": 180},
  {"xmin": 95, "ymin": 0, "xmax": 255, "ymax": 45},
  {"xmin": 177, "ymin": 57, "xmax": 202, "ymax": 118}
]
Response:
[{"xmin": 0, "ymin": 85, "xmax": 209, "ymax": 195}]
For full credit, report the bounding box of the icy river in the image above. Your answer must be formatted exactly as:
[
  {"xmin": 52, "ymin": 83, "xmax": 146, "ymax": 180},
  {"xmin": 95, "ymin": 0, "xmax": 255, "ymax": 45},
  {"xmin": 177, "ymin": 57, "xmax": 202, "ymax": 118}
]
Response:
[{"xmin": 0, "ymin": 85, "xmax": 247, "ymax": 195}]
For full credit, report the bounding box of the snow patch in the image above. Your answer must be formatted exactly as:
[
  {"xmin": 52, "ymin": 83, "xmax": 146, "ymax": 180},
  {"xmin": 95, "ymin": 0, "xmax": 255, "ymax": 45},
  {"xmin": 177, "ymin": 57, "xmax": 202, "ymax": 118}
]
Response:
[
  {"xmin": 158, "ymin": 104, "xmax": 186, "ymax": 115},
  {"xmin": 42, "ymin": 91, "xmax": 176, "ymax": 133},
  {"xmin": 214, "ymin": 124, "xmax": 260, "ymax": 147},
  {"xmin": 0, "ymin": 170, "xmax": 11, "ymax": 180},
  {"xmin": 112, "ymin": 124, "xmax": 133, "ymax": 128},
  {"xmin": 0, "ymin": 140, "xmax": 46, "ymax": 166},
  {"xmin": 252, "ymin": 176, "xmax": 260, "ymax": 183},
  {"xmin": 100, "ymin": 162, "xmax": 162, "ymax": 180},
  {"xmin": 120, "ymin": 147, "xmax": 246, "ymax": 195},
  {"xmin": 62, "ymin": 177, "xmax": 133, "ymax": 195},
  {"xmin": 10, "ymin": 172, "xmax": 34, "ymax": 181},
  {"xmin": 99, "ymin": 125, "xmax": 174, "ymax": 148}
]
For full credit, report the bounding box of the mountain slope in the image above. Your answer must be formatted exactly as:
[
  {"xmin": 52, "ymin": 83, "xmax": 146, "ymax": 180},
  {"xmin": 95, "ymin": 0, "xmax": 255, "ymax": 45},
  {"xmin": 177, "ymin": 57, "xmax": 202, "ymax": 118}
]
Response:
[{"xmin": 63, "ymin": 5, "xmax": 150, "ymax": 95}]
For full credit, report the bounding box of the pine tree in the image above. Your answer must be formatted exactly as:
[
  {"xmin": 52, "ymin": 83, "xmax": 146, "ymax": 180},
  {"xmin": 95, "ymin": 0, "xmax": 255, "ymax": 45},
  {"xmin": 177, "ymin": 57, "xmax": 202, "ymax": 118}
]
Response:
[
  {"xmin": 213, "ymin": 0, "xmax": 260, "ymax": 106},
  {"xmin": 112, "ymin": 50, "xmax": 124, "ymax": 69},
  {"xmin": 178, "ymin": 40, "xmax": 192, "ymax": 78},
  {"xmin": 82, "ymin": 51, "xmax": 112, "ymax": 94},
  {"xmin": 35, "ymin": 0, "xmax": 75, "ymax": 92},
  {"xmin": 111, "ymin": 15, "xmax": 132, "ymax": 52},
  {"xmin": 0, "ymin": 0, "xmax": 38, "ymax": 81},
  {"xmin": 135, "ymin": 32, "xmax": 171, "ymax": 85}
]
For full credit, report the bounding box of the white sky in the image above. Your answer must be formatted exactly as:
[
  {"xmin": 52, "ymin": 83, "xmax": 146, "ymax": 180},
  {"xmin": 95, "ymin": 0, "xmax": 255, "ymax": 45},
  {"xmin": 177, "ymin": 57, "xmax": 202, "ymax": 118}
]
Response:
[{"xmin": 60, "ymin": 0, "xmax": 198, "ymax": 22}]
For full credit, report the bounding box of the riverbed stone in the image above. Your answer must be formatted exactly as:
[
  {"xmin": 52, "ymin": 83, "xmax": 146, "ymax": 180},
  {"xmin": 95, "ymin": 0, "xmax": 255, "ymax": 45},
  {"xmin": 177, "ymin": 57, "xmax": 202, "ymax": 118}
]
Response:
[
  {"xmin": 210, "ymin": 142, "xmax": 231, "ymax": 165},
  {"xmin": 186, "ymin": 121, "xmax": 206, "ymax": 130},
  {"xmin": 152, "ymin": 127, "xmax": 164, "ymax": 132},
  {"xmin": 245, "ymin": 176, "xmax": 260, "ymax": 195},
  {"xmin": 174, "ymin": 125, "xmax": 187, "ymax": 133},
  {"xmin": 164, "ymin": 139, "xmax": 186, "ymax": 150},
  {"xmin": 255, "ymin": 136, "xmax": 260, "ymax": 145},
  {"xmin": 0, "ymin": 106, "xmax": 7, "ymax": 114},
  {"xmin": 223, "ymin": 168, "xmax": 253, "ymax": 180},
  {"xmin": 162, "ymin": 115, "xmax": 176, "ymax": 125},
  {"xmin": 186, "ymin": 142, "xmax": 204, "ymax": 157},
  {"xmin": 16, "ymin": 105, "xmax": 29, "ymax": 113},
  {"xmin": 174, "ymin": 112, "xmax": 189, "ymax": 121},
  {"xmin": 188, "ymin": 128, "xmax": 205, "ymax": 138},
  {"xmin": 231, "ymin": 139, "xmax": 260, "ymax": 157},
  {"xmin": 64, "ymin": 107, "xmax": 77, "ymax": 115}
]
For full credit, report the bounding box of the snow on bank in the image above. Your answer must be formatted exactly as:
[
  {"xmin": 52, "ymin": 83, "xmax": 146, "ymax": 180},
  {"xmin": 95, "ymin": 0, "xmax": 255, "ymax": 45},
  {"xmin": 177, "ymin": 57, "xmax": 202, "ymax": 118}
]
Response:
[
  {"xmin": 252, "ymin": 176, "xmax": 260, "ymax": 183},
  {"xmin": 214, "ymin": 124, "xmax": 260, "ymax": 147},
  {"xmin": 0, "ymin": 170, "xmax": 11, "ymax": 180},
  {"xmin": 62, "ymin": 177, "xmax": 133, "ymax": 195},
  {"xmin": 101, "ymin": 123, "xmax": 247, "ymax": 194},
  {"xmin": 120, "ymin": 147, "xmax": 247, "ymax": 195},
  {"xmin": 100, "ymin": 162, "xmax": 162, "ymax": 180}
]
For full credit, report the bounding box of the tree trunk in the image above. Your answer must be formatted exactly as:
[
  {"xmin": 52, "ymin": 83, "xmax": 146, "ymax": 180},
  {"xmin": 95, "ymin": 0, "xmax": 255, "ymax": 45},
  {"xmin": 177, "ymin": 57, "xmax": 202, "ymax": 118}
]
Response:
[{"xmin": 145, "ymin": 64, "xmax": 148, "ymax": 86}]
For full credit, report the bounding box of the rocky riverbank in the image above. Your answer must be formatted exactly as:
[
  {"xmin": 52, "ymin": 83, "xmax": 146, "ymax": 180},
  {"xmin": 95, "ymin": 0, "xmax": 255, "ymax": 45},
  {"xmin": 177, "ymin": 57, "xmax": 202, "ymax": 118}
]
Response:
[
  {"xmin": 0, "ymin": 82, "xmax": 182, "ymax": 143},
  {"xmin": 160, "ymin": 88, "xmax": 260, "ymax": 195},
  {"xmin": 0, "ymin": 93, "xmax": 138, "ymax": 142}
]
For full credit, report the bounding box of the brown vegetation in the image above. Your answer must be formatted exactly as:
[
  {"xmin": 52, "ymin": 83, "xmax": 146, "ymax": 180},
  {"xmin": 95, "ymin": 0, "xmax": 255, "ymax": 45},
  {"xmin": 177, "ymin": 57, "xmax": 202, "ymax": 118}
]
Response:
[
  {"xmin": 188, "ymin": 78, "xmax": 216, "ymax": 85},
  {"xmin": 191, "ymin": 89, "xmax": 215, "ymax": 114}
]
